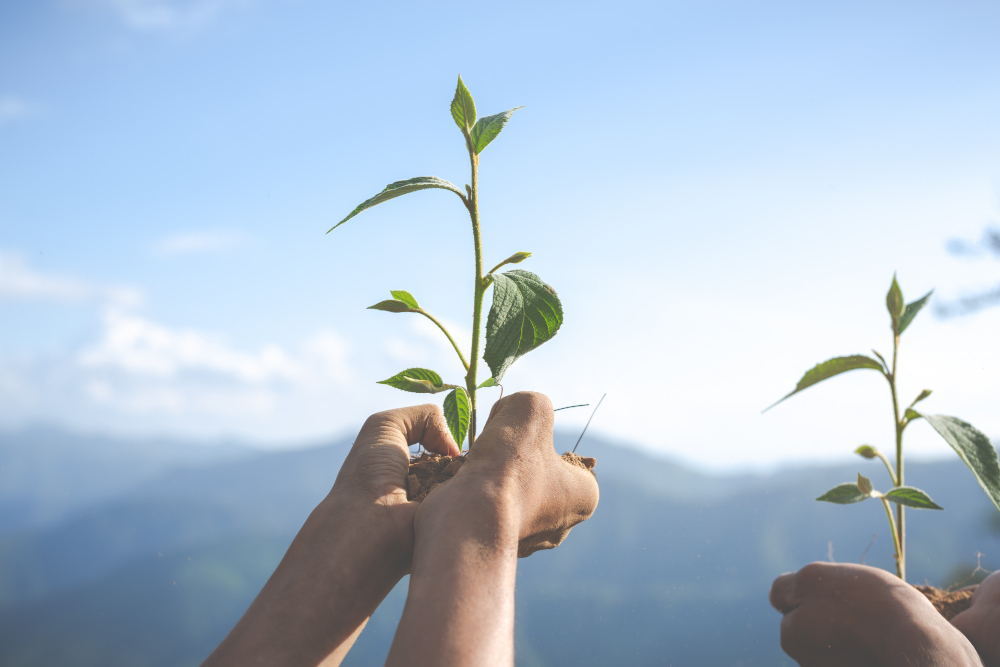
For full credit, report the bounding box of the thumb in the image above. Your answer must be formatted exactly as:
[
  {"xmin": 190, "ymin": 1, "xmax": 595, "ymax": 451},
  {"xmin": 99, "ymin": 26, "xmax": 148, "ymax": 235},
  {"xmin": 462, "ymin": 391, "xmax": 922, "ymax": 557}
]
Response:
[{"xmin": 360, "ymin": 404, "xmax": 460, "ymax": 457}]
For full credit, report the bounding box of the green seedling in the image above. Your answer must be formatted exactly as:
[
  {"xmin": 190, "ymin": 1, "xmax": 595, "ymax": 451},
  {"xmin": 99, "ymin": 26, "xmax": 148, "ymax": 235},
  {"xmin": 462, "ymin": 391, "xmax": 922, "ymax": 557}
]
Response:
[
  {"xmin": 328, "ymin": 76, "xmax": 562, "ymax": 451},
  {"xmin": 766, "ymin": 275, "xmax": 1000, "ymax": 580}
]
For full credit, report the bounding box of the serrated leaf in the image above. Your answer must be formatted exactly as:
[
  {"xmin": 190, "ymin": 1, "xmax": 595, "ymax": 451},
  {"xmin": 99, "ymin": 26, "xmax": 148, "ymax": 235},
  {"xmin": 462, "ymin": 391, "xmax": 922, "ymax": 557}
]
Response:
[
  {"xmin": 329, "ymin": 177, "xmax": 465, "ymax": 232},
  {"xmin": 857, "ymin": 473, "xmax": 874, "ymax": 496},
  {"xmin": 470, "ymin": 107, "xmax": 523, "ymax": 154},
  {"xmin": 764, "ymin": 355, "xmax": 884, "ymax": 412},
  {"xmin": 484, "ymin": 270, "xmax": 563, "ymax": 383},
  {"xmin": 450, "ymin": 75, "xmax": 477, "ymax": 133},
  {"xmin": 478, "ymin": 378, "xmax": 497, "ymax": 388},
  {"xmin": 378, "ymin": 368, "xmax": 458, "ymax": 394},
  {"xmin": 816, "ymin": 483, "xmax": 869, "ymax": 504},
  {"xmin": 885, "ymin": 486, "xmax": 944, "ymax": 510},
  {"xmin": 443, "ymin": 387, "xmax": 470, "ymax": 449},
  {"xmin": 368, "ymin": 300, "xmax": 415, "ymax": 313},
  {"xmin": 855, "ymin": 445, "xmax": 878, "ymax": 459},
  {"xmin": 899, "ymin": 290, "xmax": 933, "ymax": 334},
  {"xmin": 914, "ymin": 412, "xmax": 1000, "ymax": 513},
  {"xmin": 886, "ymin": 274, "xmax": 905, "ymax": 323},
  {"xmin": 389, "ymin": 290, "xmax": 420, "ymax": 309}
]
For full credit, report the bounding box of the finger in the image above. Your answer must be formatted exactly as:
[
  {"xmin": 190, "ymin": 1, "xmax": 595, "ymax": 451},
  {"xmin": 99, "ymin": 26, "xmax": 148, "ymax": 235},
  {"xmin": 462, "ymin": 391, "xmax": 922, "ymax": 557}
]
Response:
[
  {"xmin": 360, "ymin": 404, "xmax": 460, "ymax": 457},
  {"xmin": 480, "ymin": 391, "xmax": 555, "ymax": 446},
  {"xmin": 770, "ymin": 571, "xmax": 799, "ymax": 614}
]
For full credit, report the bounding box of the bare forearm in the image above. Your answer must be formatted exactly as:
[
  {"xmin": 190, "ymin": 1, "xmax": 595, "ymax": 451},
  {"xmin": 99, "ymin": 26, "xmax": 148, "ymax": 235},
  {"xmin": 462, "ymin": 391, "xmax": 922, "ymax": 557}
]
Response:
[
  {"xmin": 386, "ymin": 493, "xmax": 519, "ymax": 667},
  {"xmin": 203, "ymin": 493, "xmax": 410, "ymax": 667}
]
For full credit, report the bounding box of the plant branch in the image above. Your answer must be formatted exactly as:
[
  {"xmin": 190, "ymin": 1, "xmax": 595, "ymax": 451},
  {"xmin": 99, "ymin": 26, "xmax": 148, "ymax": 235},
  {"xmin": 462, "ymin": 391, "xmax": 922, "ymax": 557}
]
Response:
[
  {"xmin": 875, "ymin": 450, "xmax": 898, "ymax": 487},
  {"xmin": 464, "ymin": 138, "xmax": 485, "ymax": 450},
  {"xmin": 415, "ymin": 309, "xmax": 469, "ymax": 371},
  {"xmin": 889, "ymin": 330, "xmax": 905, "ymax": 581},
  {"xmin": 880, "ymin": 496, "xmax": 903, "ymax": 578}
]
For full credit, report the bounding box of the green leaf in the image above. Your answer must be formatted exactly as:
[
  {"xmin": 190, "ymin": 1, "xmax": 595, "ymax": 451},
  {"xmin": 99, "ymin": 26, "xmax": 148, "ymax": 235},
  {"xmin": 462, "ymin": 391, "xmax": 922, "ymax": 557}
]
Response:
[
  {"xmin": 764, "ymin": 355, "xmax": 884, "ymax": 412},
  {"xmin": 470, "ymin": 107, "xmax": 523, "ymax": 154},
  {"xmin": 328, "ymin": 176, "xmax": 466, "ymax": 233},
  {"xmin": 378, "ymin": 368, "xmax": 458, "ymax": 394},
  {"xmin": 914, "ymin": 412, "xmax": 1000, "ymax": 513},
  {"xmin": 886, "ymin": 274, "xmax": 904, "ymax": 324},
  {"xmin": 368, "ymin": 300, "xmax": 416, "ymax": 313},
  {"xmin": 884, "ymin": 486, "xmax": 944, "ymax": 510},
  {"xmin": 484, "ymin": 270, "xmax": 563, "ymax": 383},
  {"xmin": 904, "ymin": 408, "xmax": 922, "ymax": 422},
  {"xmin": 443, "ymin": 387, "xmax": 470, "ymax": 448},
  {"xmin": 899, "ymin": 290, "xmax": 933, "ymax": 334},
  {"xmin": 389, "ymin": 290, "xmax": 420, "ymax": 309},
  {"xmin": 855, "ymin": 445, "xmax": 878, "ymax": 459},
  {"xmin": 478, "ymin": 378, "xmax": 497, "ymax": 388},
  {"xmin": 816, "ymin": 483, "xmax": 869, "ymax": 504},
  {"xmin": 487, "ymin": 251, "xmax": 532, "ymax": 275},
  {"xmin": 450, "ymin": 75, "xmax": 477, "ymax": 133},
  {"xmin": 857, "ymin": 473, "xmax": 874, "ymax": 496}
]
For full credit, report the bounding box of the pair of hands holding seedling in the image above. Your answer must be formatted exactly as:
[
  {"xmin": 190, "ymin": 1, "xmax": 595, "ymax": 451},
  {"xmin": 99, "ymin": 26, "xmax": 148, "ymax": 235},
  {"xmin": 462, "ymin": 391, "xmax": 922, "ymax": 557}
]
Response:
[
  {"xmin": 771, "ymin": 562, "xmax": 1000, "ymax": 666},
  {"xmin": 203, "ymin": 391, "xmax": 599, "ymax": 667}
]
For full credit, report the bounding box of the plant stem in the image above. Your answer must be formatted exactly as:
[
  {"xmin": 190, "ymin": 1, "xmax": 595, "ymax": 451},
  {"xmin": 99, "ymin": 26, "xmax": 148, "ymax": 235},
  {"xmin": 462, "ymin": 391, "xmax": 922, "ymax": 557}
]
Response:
[
  {"xmin": 875, "ymin": 450, "xmax": 898, "ymax": 487},
  {"xmin": 889, "ymin": 331, "xmax": 905, "ymax": 580},
  {"xmin": 880, "ymin": 496, "xmax": 903, "ymax": 576},
  {"xmin": 465, "ymin": 148, "xmax": 485, "ymax": 450},
  {"xmin": 416, "ymin": 309, "xmax": 469, "ymax": 371}
]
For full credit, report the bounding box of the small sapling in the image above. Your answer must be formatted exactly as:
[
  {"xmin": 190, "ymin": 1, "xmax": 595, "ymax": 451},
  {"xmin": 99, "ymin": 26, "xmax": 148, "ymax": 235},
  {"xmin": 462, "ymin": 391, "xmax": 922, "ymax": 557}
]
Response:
[
  {"xmin": 765, "ymin": 275, "xmax": 1000, "ymax": 581},
  {"xmin": 328, "ymin": 76, "xmax": 563, "ymax": 451}
]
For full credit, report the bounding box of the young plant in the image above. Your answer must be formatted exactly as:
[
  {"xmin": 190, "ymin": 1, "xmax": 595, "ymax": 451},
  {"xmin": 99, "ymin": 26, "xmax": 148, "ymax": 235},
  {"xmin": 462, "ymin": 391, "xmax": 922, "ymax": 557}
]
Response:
[
  {"xmin": 766, "ymin": 275, "xmax": 1000, "ymax": 581},
  {"xmin": 327, "ymin": 76, "xmax": 562, "ymax": 451}
]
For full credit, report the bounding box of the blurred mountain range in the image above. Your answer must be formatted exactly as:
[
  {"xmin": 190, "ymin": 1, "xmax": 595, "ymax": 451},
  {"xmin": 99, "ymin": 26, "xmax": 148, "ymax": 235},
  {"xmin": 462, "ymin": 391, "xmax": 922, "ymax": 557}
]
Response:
[{"xmin": 1, "ymin": 427, "xmax": 998, "ymax": 667}]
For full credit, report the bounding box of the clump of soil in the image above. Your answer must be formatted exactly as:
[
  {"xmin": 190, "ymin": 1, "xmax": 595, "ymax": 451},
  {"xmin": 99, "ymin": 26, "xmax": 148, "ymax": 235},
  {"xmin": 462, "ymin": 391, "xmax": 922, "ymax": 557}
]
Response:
[
  {"xmin": 914, "ymin": 585, "xmax": 977, "ymax": 620},
  {"xmin": 406, "ymin": 451, "xmax": 597, "ymax": 501}
]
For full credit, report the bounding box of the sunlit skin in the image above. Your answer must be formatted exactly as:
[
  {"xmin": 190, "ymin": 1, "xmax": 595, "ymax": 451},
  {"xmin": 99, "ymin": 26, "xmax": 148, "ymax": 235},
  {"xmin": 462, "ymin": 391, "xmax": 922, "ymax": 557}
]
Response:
[
  {"xmin": 202, "ymin": 391, "xmax": 598, "ymax": 667},
  {"xmin": 770, "ymin": 562, "xmax": 984, "ymax": 667}
]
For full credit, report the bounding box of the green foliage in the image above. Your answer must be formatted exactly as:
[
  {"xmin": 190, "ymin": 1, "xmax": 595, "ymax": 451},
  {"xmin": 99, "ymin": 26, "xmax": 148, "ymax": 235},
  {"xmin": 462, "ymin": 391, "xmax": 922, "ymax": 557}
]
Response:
[
  {"xmin": 330, "ymin": 76, "xmax": 561, "ymax": 451},
  {"xmin": 912, "ymin": 412, "xmax": 1000, "ymax": 513},
  {"xmin": 884, "ymin": 487, "xmax": 943, "ymax": 510},
  {"xmin": 764, "ymin": 355, "xmax": 883, "ymax": 412},
  {"xmin": 484, "ymin": 270, "xmax": 563, "ymax": 383},
  {"xmin": 378, "ymin": 368, "xmax": 457, "ymax": 394},
  {"xmin": 471, "ymin": 107, "xmax": 523, "ymax": 154},
  {"xmin": 450, "ymin": 75, "xmax": 476, "ymax": 133},
  {"xmin": 327, "ymin": 176, "xmax": 466, "ymax": 233},
  {"xmin": 443, "ymin": 387, "xmax": 471, "ymax": 447},
  {"xmin": 390, "ymin": 290, "xmax": 420, "ymax": 309},
  {"xmin": 817, "ymin": 482, "xmax": 868, "ymax": 504},
  {"xmin": 899, "ymin": 290, "xmax": 933, "ymax": 334},
  {"xmin": 767, "ymin": 274, "xmax": 996, "ymax": 580}
]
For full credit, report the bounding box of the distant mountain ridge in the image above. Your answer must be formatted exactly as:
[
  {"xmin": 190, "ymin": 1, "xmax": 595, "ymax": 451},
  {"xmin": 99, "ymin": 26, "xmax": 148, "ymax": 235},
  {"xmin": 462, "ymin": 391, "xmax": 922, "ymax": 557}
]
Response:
[{"xmin": 1, "ymin": 427, "xmax": 998, "ymax": 666}]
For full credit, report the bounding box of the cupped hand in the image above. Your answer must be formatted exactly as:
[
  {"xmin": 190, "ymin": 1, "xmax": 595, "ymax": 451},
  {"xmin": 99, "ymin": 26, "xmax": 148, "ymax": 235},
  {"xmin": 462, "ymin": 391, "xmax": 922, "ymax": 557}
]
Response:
[
  {"xmin": 328, "ymin": 404, "xmax": 460, "ymax": 568},
  {"xmin": 770, "ymin": 562, "xmax": 982, "ymax": 667},
  {"xmin": 415, "ymin": 391, "xmax": 599, "ymax": 557},
  {"xmin": 952, "ymin": 570, "xmax": 1000, "ymax": 666}
]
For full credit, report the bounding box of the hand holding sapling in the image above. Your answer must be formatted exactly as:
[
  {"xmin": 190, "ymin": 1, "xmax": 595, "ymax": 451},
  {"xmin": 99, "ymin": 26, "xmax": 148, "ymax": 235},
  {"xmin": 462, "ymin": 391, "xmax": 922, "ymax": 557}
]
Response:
[
  {"xmin": 329, "ymin": 76, "xmax": 562, "ymax": 452},
  {"xmin": 766, "ymin": 275, "xmax": 1000, "ymax": 581}
]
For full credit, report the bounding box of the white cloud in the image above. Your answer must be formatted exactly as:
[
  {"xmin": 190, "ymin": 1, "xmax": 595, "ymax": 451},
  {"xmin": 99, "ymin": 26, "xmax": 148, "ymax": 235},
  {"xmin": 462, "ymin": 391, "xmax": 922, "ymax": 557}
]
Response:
[
  {"xmin": 154, "ymin": 230, "xmax": 245, "ymax": 256},
  {"xmin": 0, "ymin": 96, "xmax": 35, "ymax": 124},
  {"xmin": 94, "ymin": 0, "xmax": 249, "ymax": 31},
  {"xmin": 0, "ymin": 250, "xmax": 142, "ymax": 306}
]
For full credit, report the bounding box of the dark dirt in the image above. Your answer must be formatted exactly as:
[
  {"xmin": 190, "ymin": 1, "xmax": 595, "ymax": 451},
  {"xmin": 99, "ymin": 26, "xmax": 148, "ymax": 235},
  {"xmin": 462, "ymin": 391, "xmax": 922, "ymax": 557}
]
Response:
[
  {"xmin": 406, "ymin": 451, "xmax": 597, "ymax": 501},
  {"xmin": 914, "ymin": 585, "xmax": 977, "ymax": 620}
]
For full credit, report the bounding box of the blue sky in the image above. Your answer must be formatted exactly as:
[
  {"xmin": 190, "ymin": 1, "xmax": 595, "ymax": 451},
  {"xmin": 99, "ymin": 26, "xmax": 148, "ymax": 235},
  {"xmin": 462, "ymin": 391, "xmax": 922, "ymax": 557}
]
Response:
[{"xmin": 2, "ymin": 0, "xmax": 999, "ymax": 470}]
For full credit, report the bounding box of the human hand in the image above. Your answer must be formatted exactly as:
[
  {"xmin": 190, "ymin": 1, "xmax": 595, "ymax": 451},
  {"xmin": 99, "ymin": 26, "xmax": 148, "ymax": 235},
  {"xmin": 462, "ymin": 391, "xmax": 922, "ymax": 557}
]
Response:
[
  {"xmin": 952, "ymin": 571, "xmax": 1000, "ymax": 666},
  {"xmin": 770, "ymin": 562, "xmax": 982, "ymax": 667},
  {"xmin": 327, "ymin": 403, "xmax": 460, "ymax": 571},
  {"xmin": 415, "ymin": 391, "xmax": 599, "ymax": 557}
]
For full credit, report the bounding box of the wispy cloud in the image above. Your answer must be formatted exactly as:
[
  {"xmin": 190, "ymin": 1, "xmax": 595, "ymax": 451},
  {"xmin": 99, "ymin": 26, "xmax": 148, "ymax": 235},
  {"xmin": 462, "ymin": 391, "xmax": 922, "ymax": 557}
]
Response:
[
  {"xmin": 0, "ymin": 96, "xmax": 35, "ymax": 125},
  {"xmin": 94, "ymin": 0, "xmax": 249, "ymax": 31},
  {"xmin": 154, "ymin": 230, "xmax": 245, "ymax": 256},
  {"xmin": 0, "ymin": 250, "xmax": 141, "ymax": 305}
]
